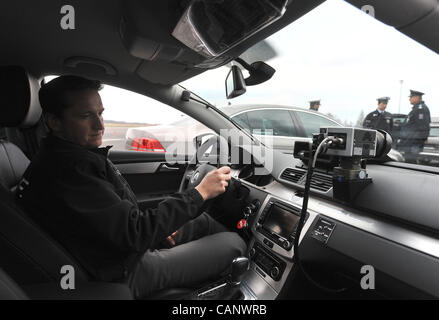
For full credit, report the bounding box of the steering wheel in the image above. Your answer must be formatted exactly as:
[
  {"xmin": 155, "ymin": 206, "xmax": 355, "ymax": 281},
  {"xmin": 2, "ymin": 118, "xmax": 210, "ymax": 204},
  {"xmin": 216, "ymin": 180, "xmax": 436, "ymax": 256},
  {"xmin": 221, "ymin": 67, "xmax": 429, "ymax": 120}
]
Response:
[
  {"xmin": 178, "ymin": 135, "xmax": 251, "ymax": 230},
  {"xmin": 178, "ymin": 160, "xmax": 216, "ymax": 193},
  {"xmin": 178, "ymin": 134, "xmax": 220, "ymax": 193}
]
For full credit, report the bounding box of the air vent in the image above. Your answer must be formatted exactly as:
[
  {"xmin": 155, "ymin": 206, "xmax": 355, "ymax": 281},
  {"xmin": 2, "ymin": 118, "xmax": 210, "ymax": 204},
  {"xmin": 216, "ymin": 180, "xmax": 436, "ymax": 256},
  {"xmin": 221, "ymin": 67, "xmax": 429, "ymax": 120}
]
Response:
[
  {"xmin": 310, "ymin": 172, "xmax": 333, "ymax": 192},
  {"xmin": 280, "ymin": 168, "xmax": 306, "ymax": 184}
]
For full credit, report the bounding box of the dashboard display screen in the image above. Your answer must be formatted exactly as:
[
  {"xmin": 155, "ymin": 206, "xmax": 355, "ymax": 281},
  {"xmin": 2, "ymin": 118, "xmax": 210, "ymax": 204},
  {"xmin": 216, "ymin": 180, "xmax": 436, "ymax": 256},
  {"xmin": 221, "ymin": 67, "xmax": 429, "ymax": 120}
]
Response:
[{"xmin": 263, "ymin": 204, "xmax": 299, "ymax": 239}]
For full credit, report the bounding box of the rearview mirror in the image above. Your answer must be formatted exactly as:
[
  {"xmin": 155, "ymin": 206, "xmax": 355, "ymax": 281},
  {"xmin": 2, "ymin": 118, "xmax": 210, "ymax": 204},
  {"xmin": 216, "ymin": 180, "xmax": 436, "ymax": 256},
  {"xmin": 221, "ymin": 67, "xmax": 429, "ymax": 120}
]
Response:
[{"xmin": 225, "ymin": 65, "xmax": 246, "ymax": 99}]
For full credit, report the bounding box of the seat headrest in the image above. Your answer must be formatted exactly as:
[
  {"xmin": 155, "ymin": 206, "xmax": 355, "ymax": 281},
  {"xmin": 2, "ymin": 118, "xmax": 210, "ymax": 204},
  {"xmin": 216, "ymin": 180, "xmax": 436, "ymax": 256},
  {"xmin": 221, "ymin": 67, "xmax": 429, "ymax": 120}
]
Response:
[{"xmin": 0, "ymin": 66, "xmax": 42, "ymax": 128}]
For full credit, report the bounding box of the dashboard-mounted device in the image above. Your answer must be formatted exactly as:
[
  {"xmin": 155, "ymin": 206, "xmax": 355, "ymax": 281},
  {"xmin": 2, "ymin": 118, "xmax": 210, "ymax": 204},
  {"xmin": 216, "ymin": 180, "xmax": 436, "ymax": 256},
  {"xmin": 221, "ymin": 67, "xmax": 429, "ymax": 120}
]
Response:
[
  {"xmin": 314, "ymin": 127, "xmax": 392, "ymax": 203},
  {"xmin": 319, "ymin": 127, "xmax": 378, "ymax": 158}
]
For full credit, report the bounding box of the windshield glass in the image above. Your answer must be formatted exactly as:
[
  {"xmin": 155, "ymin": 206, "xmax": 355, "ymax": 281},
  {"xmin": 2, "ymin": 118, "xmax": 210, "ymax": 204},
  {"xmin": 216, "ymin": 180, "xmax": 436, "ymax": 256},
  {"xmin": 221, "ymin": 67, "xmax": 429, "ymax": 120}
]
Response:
[{"xmin": 182, "ymin": 0, "xmax": 439, "ymax": 165}]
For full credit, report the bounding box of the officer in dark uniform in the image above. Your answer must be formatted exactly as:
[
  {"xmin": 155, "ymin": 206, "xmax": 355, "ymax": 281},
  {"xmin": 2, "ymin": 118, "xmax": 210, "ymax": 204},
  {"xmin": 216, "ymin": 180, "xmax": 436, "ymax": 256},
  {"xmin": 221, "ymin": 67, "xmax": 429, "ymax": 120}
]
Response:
[
  {"xmin": 17, "ymin": 75, "xmax": 246, "ymax": 298},
  {"xmin": 397, "ymin": 90, "xmax": 431, "ymax": 163},
  {"xmin": 309, "ymin": 100, "xmax": 320, "ymax": 111},
  {"xmin": 362, "ymin": 97, "xmax": 393, "ymax": 134}
]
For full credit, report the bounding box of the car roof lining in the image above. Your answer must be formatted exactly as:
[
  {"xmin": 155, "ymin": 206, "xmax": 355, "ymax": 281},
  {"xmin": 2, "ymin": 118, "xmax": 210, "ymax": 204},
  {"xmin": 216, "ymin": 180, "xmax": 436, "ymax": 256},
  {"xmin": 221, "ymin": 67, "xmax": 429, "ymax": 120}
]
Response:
[{"xmin": 0, "ymin": 0, "xmax": 325, "ymax": 87}]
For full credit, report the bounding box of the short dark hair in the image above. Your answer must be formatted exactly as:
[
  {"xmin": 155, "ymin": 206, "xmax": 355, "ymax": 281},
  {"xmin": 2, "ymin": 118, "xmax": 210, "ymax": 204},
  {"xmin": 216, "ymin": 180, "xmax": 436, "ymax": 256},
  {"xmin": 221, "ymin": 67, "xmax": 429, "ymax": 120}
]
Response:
[{"xmin": 39, "ymin": 75, "xmax": 102, "ymax": 117}]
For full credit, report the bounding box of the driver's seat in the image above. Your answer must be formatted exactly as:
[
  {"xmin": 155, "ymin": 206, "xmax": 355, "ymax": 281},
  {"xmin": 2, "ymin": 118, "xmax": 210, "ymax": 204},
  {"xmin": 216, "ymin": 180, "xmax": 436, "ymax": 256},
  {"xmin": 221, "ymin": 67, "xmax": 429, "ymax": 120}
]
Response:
[
  {"xmin": 0, "ymin": 66, "xmax": 91, "ymax": 286},
  {"xmin": 0, "ymin": 66, "xmax": 232, "ymax": 300}
]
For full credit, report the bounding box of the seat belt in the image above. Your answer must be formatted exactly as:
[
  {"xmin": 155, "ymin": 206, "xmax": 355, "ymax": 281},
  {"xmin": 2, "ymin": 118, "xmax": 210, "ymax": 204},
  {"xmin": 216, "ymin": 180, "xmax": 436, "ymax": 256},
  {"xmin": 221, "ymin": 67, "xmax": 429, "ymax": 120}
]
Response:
[{"xmin": 21, "ymin": 126, "xmax": 40, "ymax": 160}]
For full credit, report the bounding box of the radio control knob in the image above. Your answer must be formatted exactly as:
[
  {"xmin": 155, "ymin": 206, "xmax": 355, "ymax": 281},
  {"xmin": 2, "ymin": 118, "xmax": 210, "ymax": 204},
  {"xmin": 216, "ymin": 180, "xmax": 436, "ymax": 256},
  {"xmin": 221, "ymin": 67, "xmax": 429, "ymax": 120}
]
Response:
[
  {"xmin": 282, "ymin": 240, "xmax": 291, "ymax": 250},
  {"xmin": 270, "ymin": 267, "xmax": 280, "ymax": 279},
  {"xmin": 249, "ymin": 248, "xmax": 256, "ymax": 258}
]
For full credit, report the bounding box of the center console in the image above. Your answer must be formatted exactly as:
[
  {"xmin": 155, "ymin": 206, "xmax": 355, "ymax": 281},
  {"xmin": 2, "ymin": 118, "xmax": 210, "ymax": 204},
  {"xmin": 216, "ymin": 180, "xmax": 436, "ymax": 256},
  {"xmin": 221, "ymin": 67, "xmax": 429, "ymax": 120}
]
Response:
[
  {"xmin": 242, "ymin": 194, "xmax": 311, "ymax": 299},
  {"xmin": 255, "ymin": 199, "xmax": 307, "ymax": 252}
]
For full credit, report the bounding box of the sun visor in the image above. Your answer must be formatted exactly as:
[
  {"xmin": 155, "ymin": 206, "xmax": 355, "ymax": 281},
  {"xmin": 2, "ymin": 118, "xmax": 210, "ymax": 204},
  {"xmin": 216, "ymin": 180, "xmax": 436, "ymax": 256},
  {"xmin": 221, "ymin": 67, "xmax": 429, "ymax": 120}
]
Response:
[
  {"xmin": 120, "ymin": 0, "xmax": 325, "ymax": 71},
  {"xmin": 346, "ymin": 0, "xmax": 439, "ymax": 54},
  {"xmin": 119, "ymin": 1, "xmax": 205, "ymax": 65},
  {"xmin": 399, "ymin": 5, "xmax": 439, "ymax": 54},
  {"xmin": 345, "ymin": 0, "xmax": 438, "ymax": 28}
]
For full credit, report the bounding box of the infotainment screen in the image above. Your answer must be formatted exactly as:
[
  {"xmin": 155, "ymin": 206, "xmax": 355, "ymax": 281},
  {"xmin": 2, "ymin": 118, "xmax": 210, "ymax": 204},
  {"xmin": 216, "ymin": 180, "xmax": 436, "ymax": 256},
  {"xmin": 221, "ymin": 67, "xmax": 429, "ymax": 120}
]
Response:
[{"xmin": 262, "ymin": 204, "xmax": 299, "ymax": 239}]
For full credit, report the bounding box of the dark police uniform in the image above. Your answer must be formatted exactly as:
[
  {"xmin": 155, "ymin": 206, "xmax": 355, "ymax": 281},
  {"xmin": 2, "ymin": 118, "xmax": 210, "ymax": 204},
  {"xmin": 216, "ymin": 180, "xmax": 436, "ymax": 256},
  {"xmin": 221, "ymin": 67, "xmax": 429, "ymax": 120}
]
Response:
[
  {"xmin": 17, "ymin": 134, "xmax": 246, "ymax": 298},
  {"xmin": 397, "ymin": 90, "xmax": 431, "ymax": 163},
  {"xmin": 362, "ymin": 97, "xmax": 393, "ymax": 134}
]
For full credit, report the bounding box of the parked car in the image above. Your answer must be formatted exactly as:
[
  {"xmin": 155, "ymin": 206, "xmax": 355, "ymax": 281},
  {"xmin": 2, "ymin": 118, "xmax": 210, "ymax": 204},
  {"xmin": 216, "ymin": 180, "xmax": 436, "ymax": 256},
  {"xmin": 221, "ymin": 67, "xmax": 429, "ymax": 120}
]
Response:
[
  {"xmin": 126, "ymin": 104, "xmax": 341, "ymax": 155},
  {"xmin": 419, "ymin": 117, "xmax": 439, "ymax": 164},
  {"xmin": 390, "ymin": 113, "xmax": 408, "ymax": 144}
]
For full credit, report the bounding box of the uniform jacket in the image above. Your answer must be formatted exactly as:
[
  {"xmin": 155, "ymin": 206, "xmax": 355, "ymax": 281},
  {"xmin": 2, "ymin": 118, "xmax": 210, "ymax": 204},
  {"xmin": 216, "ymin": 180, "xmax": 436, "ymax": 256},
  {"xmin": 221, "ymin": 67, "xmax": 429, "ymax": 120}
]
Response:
[
  {"xmin": 402, "ymin": 102, "xmax": 431, "ymax": 141},
  {"xmin": 16, "ymin": 134, "xmax": 205, "ymax": 281},
  {"xmin": 363, "ymin": 109, "xmax": 393, "ymax": 134}
]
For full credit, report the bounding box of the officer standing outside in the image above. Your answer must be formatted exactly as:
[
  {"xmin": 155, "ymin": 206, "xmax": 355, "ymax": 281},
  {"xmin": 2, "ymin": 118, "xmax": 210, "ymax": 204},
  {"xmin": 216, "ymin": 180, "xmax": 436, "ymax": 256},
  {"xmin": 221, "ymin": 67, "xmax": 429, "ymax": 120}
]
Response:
[
  {"xmin": 362, "ymin": 97, "xmax": 393, "ymax": 134},
  {"xmin": 309, "ymin": 100, "xmax": 320, "ymax": 111},
  {"xmin": 397, "ymin": 90, "xmax": 431, "ymax": 163}
]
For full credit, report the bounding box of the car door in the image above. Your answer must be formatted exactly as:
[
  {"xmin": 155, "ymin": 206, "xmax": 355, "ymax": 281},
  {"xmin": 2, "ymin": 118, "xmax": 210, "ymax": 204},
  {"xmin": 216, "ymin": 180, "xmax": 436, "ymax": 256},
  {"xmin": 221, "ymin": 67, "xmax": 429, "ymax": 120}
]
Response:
[
  {"xmin": 236, "ymin": 108, "xmax": 300, "ymax": 154},
  {"xmin": 108, "ymin": 150, "xmax": 189, "ymax": 210}
]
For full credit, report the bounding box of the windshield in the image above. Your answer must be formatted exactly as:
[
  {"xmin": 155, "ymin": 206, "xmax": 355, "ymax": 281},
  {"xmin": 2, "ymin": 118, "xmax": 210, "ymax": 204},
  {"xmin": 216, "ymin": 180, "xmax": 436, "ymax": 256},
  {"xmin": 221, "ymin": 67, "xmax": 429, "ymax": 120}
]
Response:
[{"xmin": 182, "ymin": 0, "xmax": 439, "ymax": 166}]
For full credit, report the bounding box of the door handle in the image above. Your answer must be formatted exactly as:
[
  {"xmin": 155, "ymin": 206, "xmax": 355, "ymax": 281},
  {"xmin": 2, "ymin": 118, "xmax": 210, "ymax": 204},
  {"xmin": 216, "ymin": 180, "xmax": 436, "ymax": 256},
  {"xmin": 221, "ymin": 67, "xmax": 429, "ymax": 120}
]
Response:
[{"xmin": 160, "ymin": 164, "xmax": 180, "ymax": 172}]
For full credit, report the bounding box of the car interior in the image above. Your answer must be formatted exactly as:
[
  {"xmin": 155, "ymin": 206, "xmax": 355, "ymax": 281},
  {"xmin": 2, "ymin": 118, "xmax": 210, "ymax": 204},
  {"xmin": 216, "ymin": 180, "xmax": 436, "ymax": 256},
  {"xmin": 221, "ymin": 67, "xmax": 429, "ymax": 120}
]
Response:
[{"xmin": 0, "ymin": 0, "xmax": 439, "ymax": 300}]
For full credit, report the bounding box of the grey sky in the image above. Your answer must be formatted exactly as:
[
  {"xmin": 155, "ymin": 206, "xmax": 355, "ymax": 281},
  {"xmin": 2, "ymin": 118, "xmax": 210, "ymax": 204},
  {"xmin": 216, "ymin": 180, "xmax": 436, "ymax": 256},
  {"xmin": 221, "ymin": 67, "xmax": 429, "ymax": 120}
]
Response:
[{"xmin": 96, "ymin": 0, "xmax": 439, "ymax": 125}]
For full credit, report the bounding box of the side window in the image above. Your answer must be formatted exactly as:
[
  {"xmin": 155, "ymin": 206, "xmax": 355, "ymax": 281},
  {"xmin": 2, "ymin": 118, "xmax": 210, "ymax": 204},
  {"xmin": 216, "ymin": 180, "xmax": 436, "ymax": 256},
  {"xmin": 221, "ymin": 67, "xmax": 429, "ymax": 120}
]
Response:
[
  {"xmin": 295, "ymin": 111, "xmax": 340, "ymax": 137},
  {"xmin": 231, "ymin": 112, "xmax": 251, "ymax": 131},
  {"xmin": 245, "ymin": 109, "xmax": 296, "ymax": 137},
  {"xmin": 44, "ymin": 76, "xmax": 214, "ymax": 155}
]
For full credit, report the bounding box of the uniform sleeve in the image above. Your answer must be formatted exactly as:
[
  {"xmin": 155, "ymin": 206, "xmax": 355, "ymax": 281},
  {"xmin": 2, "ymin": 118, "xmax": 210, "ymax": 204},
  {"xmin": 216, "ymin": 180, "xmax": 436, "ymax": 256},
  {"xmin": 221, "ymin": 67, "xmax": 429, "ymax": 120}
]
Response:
[{"xmin": 53, "ymin": 158, "xmax": 205, "ymax": 254}]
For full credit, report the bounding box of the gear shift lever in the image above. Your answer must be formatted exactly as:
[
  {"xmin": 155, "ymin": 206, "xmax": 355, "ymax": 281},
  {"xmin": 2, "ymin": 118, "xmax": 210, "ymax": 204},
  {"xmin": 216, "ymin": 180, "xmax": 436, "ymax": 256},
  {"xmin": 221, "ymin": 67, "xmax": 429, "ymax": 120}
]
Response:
[
  {"xmin": 230, "ymin": 257, "xmax": 249, "ymax": 286},
  {"xmin": 197, "ymin": 257, "xmax": 249, "ymax": 299}
]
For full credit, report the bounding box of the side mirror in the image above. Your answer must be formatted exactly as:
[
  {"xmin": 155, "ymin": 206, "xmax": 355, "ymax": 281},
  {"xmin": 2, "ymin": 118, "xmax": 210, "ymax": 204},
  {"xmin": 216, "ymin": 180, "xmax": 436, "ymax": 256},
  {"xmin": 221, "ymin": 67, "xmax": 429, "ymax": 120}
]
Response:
[{"xmin": 225, "ymin": 65, "xmax": 246, "ymax": 99}]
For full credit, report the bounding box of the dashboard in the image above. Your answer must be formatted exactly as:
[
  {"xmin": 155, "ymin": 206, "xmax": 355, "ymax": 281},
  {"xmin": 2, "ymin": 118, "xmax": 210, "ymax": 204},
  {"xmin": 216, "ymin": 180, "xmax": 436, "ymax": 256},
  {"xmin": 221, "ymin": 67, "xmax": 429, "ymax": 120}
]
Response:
[
  {"xmin": 229, "ymin": 157, "xmax": 439, "ymax": 299},
  {"xmin": 113, "ymin": 140, "xmax": 439, "ymax": 299}
]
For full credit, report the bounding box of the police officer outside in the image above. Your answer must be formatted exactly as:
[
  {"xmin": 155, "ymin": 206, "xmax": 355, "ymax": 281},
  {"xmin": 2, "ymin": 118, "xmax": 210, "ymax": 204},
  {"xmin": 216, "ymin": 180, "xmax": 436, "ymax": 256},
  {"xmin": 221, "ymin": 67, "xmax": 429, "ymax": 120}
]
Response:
[
  {"xmin": 309, "ymin": 100, "xmax": 320, "ymax": 111},
  {"xmin": 397, "ymin": 90, "xmax": 431, "ymax": 163},
  {"xmin": 362, "ymin": 97, "xmax": 393, "ymax": 135}
]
